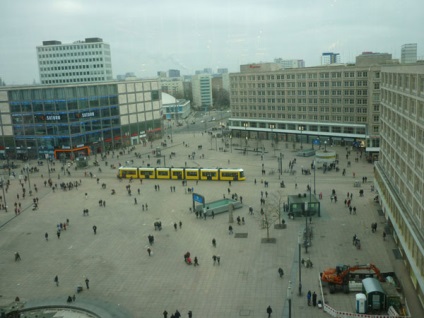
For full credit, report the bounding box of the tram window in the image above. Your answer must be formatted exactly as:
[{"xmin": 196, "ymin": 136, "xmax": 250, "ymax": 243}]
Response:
[
  {"xmin": 157, "ymin": 171, "xmax": 169, "ymax": 176},
  {"xmin": 186, "ymin": 171, "xmax": 198, "ymax": 176}
]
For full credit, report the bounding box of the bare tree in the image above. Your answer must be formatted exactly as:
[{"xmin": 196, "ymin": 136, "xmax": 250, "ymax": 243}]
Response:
[{"xmin": 267, "ymin": 190, "xmax": 286, "ymax": 226}]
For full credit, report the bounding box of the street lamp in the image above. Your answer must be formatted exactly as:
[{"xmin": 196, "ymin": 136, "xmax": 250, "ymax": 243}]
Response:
[
  {"xmin": 324, "ymin": 140, "xmax": 327, "ymax": 152},
  {"xmin": 25, "ymin": 164, "xmax": 31, "ymax": 191},
  {"xmin": 298, "ymin": 125, "xmax": 304, "ymax": 149},
  {"xmin": 230, "ymin": 135, "xmax": 232, "ymax": 153},
  {"xmin": 298, "ymin": 233, "xmax": 302, "ymax": 296},
  {"xmin": 245, "ymin": 136, "xmax": 248, "ymax": 147},
  {"xmin": 243, "ymin": 122, "xmax": 248, "ymax": 141},
  {"xmin": 270, "ymin": 124, "xmax": 275, "ymax": 156},
  {"xmin": 0, "ymin": 177, "xmax": 7, "ymax": 212},
  {"xmin": 287, "ymin": 281, "xmax": 292, "ymax": 318}
]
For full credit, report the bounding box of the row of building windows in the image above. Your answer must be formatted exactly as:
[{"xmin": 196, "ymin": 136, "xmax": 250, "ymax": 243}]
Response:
[
  {"xmin": 382, "ymin": 72, "xmax": 424, "ymax": 93},
  {"xmin": 38, "ymin": 50, "xmax": 106, "ymax": 59},
  {"xmin": 39, "ymin": 58, "xmax": 104, "ymax": 65},
  {"xmin": 41, "ymin": 70, "xmax": 106, "ymax": 78},
  {"xmin": 232, "ymin": 89, "xmax": 369, "ymax": 96},
  {"xmin": 232, "ymin": 81, "xmax": 373, "ymax": 89},
  {"xmin": 231, "ymin": 97, "xmax": 370, "ymax": 105},
  {"xmin": 234, "ymin": 105, "xmax": 371, "ymax": 113},
  {"xmin": 38, "ymin": 44, "xmax": 105, "ymax": 52},
  {"xmin": 236, "ymin": 71, "xmax": 372, "ymax": 81},
  {"xmin": 41, "ymin": 78, "xmax": 107, "ymax": 84},
  {"xmin": 232, "ymin": 112, "xmax": 373, "ymax": 122}
]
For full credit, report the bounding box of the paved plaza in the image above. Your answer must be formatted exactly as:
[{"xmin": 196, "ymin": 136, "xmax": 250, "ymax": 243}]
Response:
[{"xmin": 0, "ymin": 130, "xmax": 423, "ymax": 318}]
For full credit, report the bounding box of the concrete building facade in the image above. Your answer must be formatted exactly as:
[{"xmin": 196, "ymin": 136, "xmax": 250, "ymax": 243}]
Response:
[
  {"xmin": 321, "ymin": 52, "xmax": 341, "ymax": 65},
  {"xmin": 401, "ymin": 43, "xmax": 418, "ymax": 64},
  {"xmin": 191, "ymin": 74, "xmax": 212, "ymax": 111},
  {"xmin": 274, "ymin": 58, "xmax": 305, "ymax": 69},
  {"xmin": 374, "ymin": 64, "xmax": 424, "ymax": 309},
  {"xmin": 228, "ymin": 58, "xmax": 384, "ymax": 158},
  {"xmin": 160, "ymin": 78, "xmax": 184, "ymax": 97},
  {"xmin": 162, "ymin": 92, "xmax": 191, "ymax": 120},
  {"xmin": 36, "ymin": 38, "xmax": 113, "ymax": 85},
  {"xmin": 0, "ymin": 80, "xmax": 161, "ymax": 160}
]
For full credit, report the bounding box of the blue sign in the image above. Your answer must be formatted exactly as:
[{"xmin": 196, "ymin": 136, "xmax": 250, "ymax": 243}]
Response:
[
  {"xmin": 313, "ymin": 139, "xmax": 321, "ymax": 145},
  {"xmin": 192, "ymin": 193, "xmax": 205, "ymax": 204}
]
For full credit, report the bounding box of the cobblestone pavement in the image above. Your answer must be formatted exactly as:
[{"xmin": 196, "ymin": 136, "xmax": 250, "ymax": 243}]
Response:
[{"xmin": 0, "ymin": 130, "xmax": 422, "ymax": 318}]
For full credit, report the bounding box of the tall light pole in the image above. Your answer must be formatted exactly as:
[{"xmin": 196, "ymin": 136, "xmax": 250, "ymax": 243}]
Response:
[
  {"xmin": 243, "ymin": 122, "xmax": 248, "ymax": 143},
  {"xmin": 298, "ymin": 125, "xmax": 304, "ymax": 149},
  {"xmin": 230, "ymin": 135, "xmax": 232, "ymax": 153},
  {"xmin": 324, "ymin": 140, "xmax": 327, "ymax": 152},
  {"xmin": 25, "ymin": 164, "xmax": 31, "ymax": 191},
  {"xmin": 0, "ymin": 176, "xmax": 7, "ymax": 212},
  {"xmin": 287, "ymin": 281, "xmax": 292, "ymax": 318},
  {"xmin": 270, "ymin": 124, "xmax": 275, "ymax": 156},
  {"xmin": 298, "ymin": 233, "xmax": 302, "ymax": 296},
  {"xmin": 313, "ymin": 159, "xmax": 316, "ymax": 195}
]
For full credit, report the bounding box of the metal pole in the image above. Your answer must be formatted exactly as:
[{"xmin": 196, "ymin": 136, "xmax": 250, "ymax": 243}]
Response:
[
  {"xmin": 25, "ymin": 165, "xmax": 31, "ymax": 190},
  {"xmin": 230, "ymin": 136, "xmax": 232, "ymax": 153},
  {"xmin": 1, "ymin": 178, "xmax": 7, "ymax": 212},
  {"xmin": 298, "ymin": 233, "xmax": 302, "ymax": 296},
  {"xmin": 313, "ymin": 160, "xmax": 316, "ymax": 195},
  {"xmin": 287, "ymin": 281, "xmax": 292, "ymax": 318}
]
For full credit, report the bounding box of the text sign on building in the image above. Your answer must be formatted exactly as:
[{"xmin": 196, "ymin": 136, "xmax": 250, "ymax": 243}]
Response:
[
  {"xmin": 81, "ymin": 111, "xmax": 95, "ymax": 118},
  {"xmin": 46, "ymin": 115, "xmax": 61, "ymax": 121}
]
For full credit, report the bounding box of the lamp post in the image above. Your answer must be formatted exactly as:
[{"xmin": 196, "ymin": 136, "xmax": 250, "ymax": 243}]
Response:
[
  {"xmin": 0, "ymin": 177, "xmax": 7, "ymax": 212},
  {"xmin": 324, "ymin": 140, "xmax": 327, "ymax": 152},
  {"xmin": 270, "ymin": 124, "xmax": 275, "ymax": 156},
  {"xmin": 25, "ymin": 164, "xmax": 31, "ymax": 191},
  {"xmin": 46, "ymin": 155, "xmax": 51, "ymax": 179},
  {"xmin": 287, "ymin": 281, "xmax": 292, "ymax": 318},
  {"xmin": 298, "ymin": 233, "xmax": 302, "ymax": 296},
  {"xmin": 313, "ymin": 159, "xmax": 316, "ymax": 195},
  {"xmin": 230, "ymin": 135, "xmax": 232, "ymax": 153},
  {"xmin": 298, "ymin": 125, "xmax": 304, "ymax": 149},
  {"xmin": 243, "ymin": 122, "xmax": 248, "ymax": 142}
]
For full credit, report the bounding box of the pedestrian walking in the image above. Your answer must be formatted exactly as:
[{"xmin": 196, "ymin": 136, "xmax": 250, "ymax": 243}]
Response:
[
  {"xmin": 307, "ymin": 290, "xmax": 312, "ymax": 305},
  {"xmin": 57, "ymin": 230, "xmax": 61, "ymax": 239},
  {"xmin": 163, "ymin": 310, "xmax": 168, "ymax": 318},
  {"xmin": 14, "ymin": 252, "xmax": 21, "ymax": 261},
  {"xmin": 216, "ymin": 255, "xmax": 221, "ymax": 265},
  {"xmin": 228, "ymin": 225, "xmax": 233, "ymax": 234},
  {"xmin": 194, "ymin": 256, "xmax": 199, "ymax": 266},
  {"xmin": 266, "ymin": 305, "xmax": 273, "ymax": 317},
  {"xmin": 212, "ymin": 255, "xmax": 217, "ymax": 265},
  {"xmin": 54, "ymin": 275, "xmax": 59, "ymax": 286},
  {"xmin": 174, "ymin": 223, "xmax": 177, "ymax": 230},
  {"xmin": 278, "ymin": 268, "xmax": 284, "ymax": 278},
  {"xmin": 147, "ymin": 247, "xmax": 152, "ymax": 256},
  {"xmin": 92, "ymin": 225, "xmax": 97, "ymax": 234},
  {"xmin": 85, "ymin": 278, "xmax": 90, "ymax": 289},
  {"xmin": 188, "ymin": 310, "xmax": 192, "ymax": 318},
  {"xmin": 45, "ymin": 232, "xmax": 48, "ymax": 241},
  {"xmin": 134, "ymin": 198, "xmax": 137, "ymax": 205},
  {"xmin": 353, "ymin": 206, "xmax": 357, "ymax": 214},
  {"xmin": 212, "ymin": 238, "xmax": 216, "ymax": 247},
  {"xmin": 312, "ymin": 291, "xmax": 317, "ymax": 306},
  {"xmin": 179, "ymin": 221, "xmax": 182, "ymax": 229}
]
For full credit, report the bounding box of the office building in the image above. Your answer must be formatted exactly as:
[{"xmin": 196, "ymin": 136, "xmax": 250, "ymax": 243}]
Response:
[
  {"xmin": 228, "ymin": 56, "xmax": 384, "ymax": 159},
  {"xmin": 162, "ymin": 92, "xmax": 191, "ymax": 120},
  {"xmin": 274, "ymin": 58, "xmax": 305, "ymax": 69},
  {"xmin": 36, "ymin": 37, "xmax": 113, "ymax": 85},
  {"xmin": 168, "ymin": 69, "xmax": 181, "ymax": 78},
  {"xmin": 401, "ymin": 43, "xmax": 418, "ymax": 64},
  {"xmin": 321, "ymin": 52, "xmax": 341, "ymax": 65},
  {"xmin": 192, "ymin": 74, "xmax": 212, "ymax": 111},
  {"xmin": 217, "ymin": 68, "xmax": 229, "ymax": 74},
  {"xmin": 0, "ymin": 79, "xmax": 161, "ymax": 160},
  {"xmin": 160, "ymin": 78, "xmax": 184, "ymax": 98},
  {"xmin": 375, "ymin": 64, "xmax": 424, "ymax": 308}
]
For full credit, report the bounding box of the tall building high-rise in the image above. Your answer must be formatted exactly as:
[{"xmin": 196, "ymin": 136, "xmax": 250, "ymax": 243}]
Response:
[
  {"xmin": 401, "ymin": 43, "xmax": 418, "ymax": 64},
  {"xmin": 274, "ymin": 58, "xmax": 305, "ymax": 69},
  {"xmin": 191, "ymin": 74, "xmax": 212, "ymax": 111},
  {"xmin": 36, "ymin": 38, "xmax": 113, "ymax": 85},
  {"xmin": 375, "ymin": 64, "xmax": 424, "ymax": 308},
  {"xmin": 168, "ymin": 69, "xmax": 181, "ymax": 78},
  {"xmin": 321, "ymin": 52, "xmax": 341, "ymax": 65}
]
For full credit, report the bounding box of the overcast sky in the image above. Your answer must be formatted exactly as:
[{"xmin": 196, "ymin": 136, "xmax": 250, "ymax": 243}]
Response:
[{"xmin": 1, "ymin": 0, "xmax": 423, "ymax": 85}]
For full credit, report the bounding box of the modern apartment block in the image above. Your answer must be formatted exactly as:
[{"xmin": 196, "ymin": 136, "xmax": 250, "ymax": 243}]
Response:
[
  {"xmin": 374, "ymin": 64, "xmax": 424, "ymax": 308},
  {"xmin": 274, "ymin": 58, "xmax": 305, "ymax": 69},
  {"xmin": 191, "ymin": 74, "xmax": 212, "ymax": 111},
  {"xmin": 36, "ymin": 37, "xmax": 113, "ymax": 85},
  {"xmin": 0, "ymin": 80, "xmax": 161, "ymax": 160},
  {"xmin": 321, "ymin": 52, "xmax": 341, "ymax": 65},
  {"xmin": 228, "ymin": 54, "xmax": 387, "ymax": 159},
  {"xmin": 401, "ymin": 43, "xmax": 418, "ymax": 64}
]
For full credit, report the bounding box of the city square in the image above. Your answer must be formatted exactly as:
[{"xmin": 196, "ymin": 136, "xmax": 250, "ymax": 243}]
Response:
[{"xmin": 1, "ymin": 126, "xmax": 422, "ymax": 318}]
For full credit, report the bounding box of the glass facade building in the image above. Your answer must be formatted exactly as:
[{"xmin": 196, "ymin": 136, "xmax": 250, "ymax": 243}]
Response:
[{"xmin": 0, "ymin": 80, "xmax": 162, "ymax": 160}]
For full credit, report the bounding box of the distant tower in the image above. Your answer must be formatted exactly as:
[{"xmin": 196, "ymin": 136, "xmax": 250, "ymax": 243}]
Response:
[
  {"xmin": 36, "ymin": 38, "xmax": 113, "ymax": 85},
  {"xmin": 321, "ymin": 52, "xmax": 341, "ymax": 65},
  {"xmin": 401, "ymin": 43, "xmax": 417, "ymax": 64},
  {"xmin": 168, "ymin": 69, "xmax": 180, "ymax": 78}
]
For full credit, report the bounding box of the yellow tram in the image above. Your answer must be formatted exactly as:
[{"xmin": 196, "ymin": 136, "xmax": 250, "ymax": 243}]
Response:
[{"xmin": 118, "ymin": 167, "xmax": 245, "ymax": 181}]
